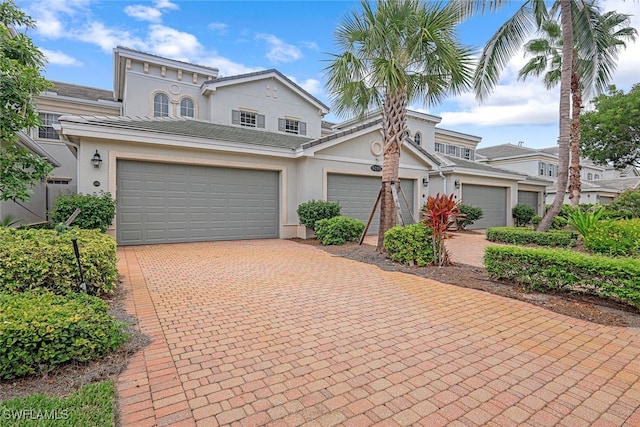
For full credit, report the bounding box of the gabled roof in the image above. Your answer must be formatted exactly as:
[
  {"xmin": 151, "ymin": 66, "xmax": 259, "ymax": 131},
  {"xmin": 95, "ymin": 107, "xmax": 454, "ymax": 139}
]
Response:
[
  {"xmin": 58, "ymin": 116, "xmax": 311, "ymax": 150},
  {"xmin": 201, "ymin": 69, "xmax": 329, "ymax": 114},
  {"xmin": 436, "ymin": 154, "xmax": 527, "ymax": 178},
  {"xmin": 476, "ymin": 143, "xmax": 549, "ymax": 160},
  {"xmin": 44, "ymin": 81, "xmax": 115, "ymax": 102}
]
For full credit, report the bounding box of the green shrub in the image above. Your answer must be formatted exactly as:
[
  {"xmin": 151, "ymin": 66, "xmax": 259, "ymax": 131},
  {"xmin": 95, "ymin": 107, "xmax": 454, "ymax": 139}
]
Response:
[
  {"xmin": 567, "ymin": 205, "xmax": 605, "ymax": 239},
  {"xmin": 0, "ymin": 291, "xmax": 129, "ymax": 379},
  {"xmin": 608, "ymin": 188, "xmax": 640, "ymax": 219},
  {"xmin": 315, "ymin": 216, "xmax": 364, "ymax": 245},
  {"xmin": 484, "ymin": 246, "xmax": 640, "ymax": 308},
  {"xmin": 383, "ymin": 223, "xmax": 434, "ymax": 266},
  {"xmin": 486, "ymin": 227, "xmax": 577, "ymax": 247},
  {"xmin": 552, "ymin": 215, "xmax": 568, "ymax": 230},
  {"xmin": 50, "ymin": 192, "xmax": 116, "ymax": 232},
  {"xmin": 512, "ymin": 204, "xmax": 536, "ymax": 227},
  {"xmin": 456, "ymin": 205, "xmax": 483, "ymax": 230},
  {"xmin": 583, "ymin": 219, "xmax": 640, "ymax": 257},
  {"xmin": 0, "ymin": 228, "xmax": 117, "ymax": 296},
  {"xmin": 531, "ymin": 215, "xmax": 542, "ymax": 228},
  {"xmin": 297, "ymin": 200, "xmax": 341, "ymax": 231}
]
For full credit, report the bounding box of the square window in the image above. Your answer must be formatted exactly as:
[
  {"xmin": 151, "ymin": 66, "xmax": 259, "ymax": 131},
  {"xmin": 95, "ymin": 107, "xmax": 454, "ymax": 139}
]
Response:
[
  {"xmin": 285, "ymin": 119, "xmax": 299, "ymax": 134},
  {"xmin": 435, "ymin": 143, "xmax": 444, "ymax": 153},
  {"xmin": 240, "ymin": 111, "xmax": 257, "ymax": 127},
  {"xmin": 38, "ymin": 113, "xmax": 61, "ymax": 140}
]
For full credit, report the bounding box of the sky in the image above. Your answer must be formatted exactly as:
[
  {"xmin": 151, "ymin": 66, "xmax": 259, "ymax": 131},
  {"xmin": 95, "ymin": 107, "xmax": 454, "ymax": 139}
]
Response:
[{"xmin": 15, "ymin": 0, "xmax": 640, "ymax": 149}]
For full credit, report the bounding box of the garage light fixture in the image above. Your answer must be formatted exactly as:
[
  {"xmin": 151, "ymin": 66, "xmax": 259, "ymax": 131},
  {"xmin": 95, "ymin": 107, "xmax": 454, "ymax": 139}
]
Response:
[
  {"xmin": 454, "ymin": 179, "xmax": 460, "ymax": 189},
  {"xmin": 91, "ymin": 150, "xmax": 102, "ymax": 168},
  {"xmin": 422, "ymin": 177, "xmax": 429, "ymax": 187}
]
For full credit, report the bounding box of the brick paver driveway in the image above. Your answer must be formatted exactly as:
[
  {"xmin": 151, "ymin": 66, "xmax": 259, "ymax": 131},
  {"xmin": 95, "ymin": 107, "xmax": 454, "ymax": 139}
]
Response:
[{"xmin": 116, "ymin": 240, "xmax": 640, "ymax": 426}]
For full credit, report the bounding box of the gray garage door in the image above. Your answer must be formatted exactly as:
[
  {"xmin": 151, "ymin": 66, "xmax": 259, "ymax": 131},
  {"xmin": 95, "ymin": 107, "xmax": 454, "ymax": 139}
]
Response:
[
  {"xmin": 117, "ymin": 161, "xmax": 279, "ymax": 245},
  {"xmin": 518, "ymin": 190, "xmax": 539, "ymax": 212},
  {"xmin": 327, "ymin": 174, "xmax": 415, "ymax": 235},
  {"xmin": 461, "ymin": 184, "xmax": 507, "ymax": 229}
]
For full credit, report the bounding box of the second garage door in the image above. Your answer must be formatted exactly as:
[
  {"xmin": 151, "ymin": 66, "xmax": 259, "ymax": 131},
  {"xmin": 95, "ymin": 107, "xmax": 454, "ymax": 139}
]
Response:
[
  {"xmin": 117, "ymin": 161, "xmax": 279, "ymax": 245},
  {"xmin": 327, "ymin": 174, "xmax": 415, "ymax": 234},
  {"xmin": 461, "ymin": 184, "xmax": 507, "ymax": 229}
]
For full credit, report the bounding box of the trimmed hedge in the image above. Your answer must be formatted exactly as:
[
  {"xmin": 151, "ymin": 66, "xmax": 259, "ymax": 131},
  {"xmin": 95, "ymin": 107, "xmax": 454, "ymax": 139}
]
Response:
[
  {"xmin": 484, "ymin": 246, "xmax": 640, "ymax": 308},
  {"xmin": 384, "ymin": 223, "xmax": 434, "ymax": 266},
  {"xmin": 0, "ymin": 228, "xmax": 117, "ymax": 296},
  {"xmin": 297, "ymin": 200, "xmax": 341, "ymax": 231},
  {"xmin": 50, "ymin": 192, "xmax": 116, "ymax": 232},
  {"xmin": 315, "ymin": 216, "xmax": 364, "ymax": 245},
  {"xmin": 583, "ymin": 219, "xmax": 640, "ymax": 257},
  {"xmin": 486, "ymin": 227, "xmax": 577, "ymax": 247},
  {"xmin": 0, "ymin": 291, "xmax": 129, "ymax": 379}
]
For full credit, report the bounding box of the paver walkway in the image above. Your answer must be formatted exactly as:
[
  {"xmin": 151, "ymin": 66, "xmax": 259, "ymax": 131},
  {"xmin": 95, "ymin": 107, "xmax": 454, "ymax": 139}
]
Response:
[{"xmin": 116, "ymin": 239, "xmax": 640, "ymax": 426}]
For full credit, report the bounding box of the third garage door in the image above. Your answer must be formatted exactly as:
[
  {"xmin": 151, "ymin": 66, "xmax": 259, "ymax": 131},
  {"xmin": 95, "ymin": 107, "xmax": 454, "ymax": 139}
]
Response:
[
  {"xmin": 327, "ymin": 174, "xmax": 415, "ymax": 234},
  {"xmin": 461, "ymin": 184, "xmax": 507, "ymax": 229},
  {"xmin": 117, "ymin": 160, "xmax": 279, "ymax": 245}
]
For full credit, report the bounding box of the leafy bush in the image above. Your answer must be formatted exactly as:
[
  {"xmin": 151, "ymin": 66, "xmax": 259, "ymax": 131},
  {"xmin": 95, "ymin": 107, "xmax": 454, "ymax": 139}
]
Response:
[
  {"xmin": 297, "ymin": 200, "xmax": 341, "ymax": 231},
  {"xmin": 484, "ymin": 246, "xmax": 640, "ymax": 308},
  {"xmin": 608, "ymin": 188, "xmax": 640, "ymax": 219},
  {"xmin": 0, "ymin": 291, "xmax": 129, "ymax": 379},
  {"xmin": 315, "ymin": 216, "xmax": 364, "ymax": 245},
  {"xmin": 456, "ymin": 205, "xmax": 483, "ymax": 231},
  {"xmin": 512, "ymin": 204, "xmax": 535, "ymax": 227},
  {"xmin": 383, "ymin": 223, "xmax": 434, "ymax": 266},
  {"xmin": 422, "ymin": 193, "xmax": 461, "ymax": 266},
  {"xmin": 552, "ymin": 215, "xmax": 568, "ymax": 230},
  {"xmin": 50, "ymin": 192, "xmax": 116, "ymax": 232},
  {"xmin": 567, "ymin": 205, "xmax": 605, "ymax": 239},
  {"xmin": 486, "ymin": 227, "xmax": 577, "ymax": 247},
  {"xmin": 583, "ymin": 219, "xmax": 640, "ymax": 257},
  {"xmin": 0, "ymin": 228, "xmax": 117, "ymax": 296},
  {"xmin": 531, "ymin": 215, "xmax": 542, "ymax": 228}
]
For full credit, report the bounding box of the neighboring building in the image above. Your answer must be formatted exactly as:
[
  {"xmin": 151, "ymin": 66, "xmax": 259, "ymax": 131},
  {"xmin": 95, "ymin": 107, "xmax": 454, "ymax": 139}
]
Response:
[
  {"xmin": 477, "ymin": 143, "xmax": 640, "ymax": 205},
  {"xmin": 46, "ymin": 46, "xmax": 549, "ymax": 244}
]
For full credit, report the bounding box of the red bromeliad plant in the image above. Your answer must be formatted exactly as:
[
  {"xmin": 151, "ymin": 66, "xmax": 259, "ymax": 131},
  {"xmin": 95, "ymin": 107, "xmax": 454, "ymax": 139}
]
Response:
[{"xmin": 422, "ymin": 193, "xmax": 462, "ymax": 266}]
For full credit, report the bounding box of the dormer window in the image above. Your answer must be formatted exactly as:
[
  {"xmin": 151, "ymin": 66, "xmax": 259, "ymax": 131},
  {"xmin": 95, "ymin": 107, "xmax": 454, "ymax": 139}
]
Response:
[
  {"xmin": 232, "ymin": 110, "xmax": 265, "ymax": 128},
  {"xmin": 38, "ymin": 113, "xmax": 61, "ymax": 140},
  {"xmin": 153, "ymin": 93, "xmax": 169, "ymax": 117},
  {"xmin": 180, "ymin": 98, "xmax": 194, "ymax": 118},
  {"xmin": 278, "ymin": 118, "xmax": 306, "ymax": 135}
]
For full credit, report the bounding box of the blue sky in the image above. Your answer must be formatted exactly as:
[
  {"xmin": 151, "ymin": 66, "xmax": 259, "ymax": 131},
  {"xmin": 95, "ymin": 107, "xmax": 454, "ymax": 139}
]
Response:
[{"xmin": 16, "ymin": 0, "xmax": 640, "ymax": 149}]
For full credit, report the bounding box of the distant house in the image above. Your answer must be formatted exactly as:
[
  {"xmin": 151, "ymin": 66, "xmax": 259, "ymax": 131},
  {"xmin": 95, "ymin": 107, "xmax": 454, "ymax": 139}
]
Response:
[
  {"xmin": 476, "ymin": 143, "xmax": 640, "ymax": 205},
  {"xmin": 35, "ymin": 46, "xmax": 549, "ymax": 244}
]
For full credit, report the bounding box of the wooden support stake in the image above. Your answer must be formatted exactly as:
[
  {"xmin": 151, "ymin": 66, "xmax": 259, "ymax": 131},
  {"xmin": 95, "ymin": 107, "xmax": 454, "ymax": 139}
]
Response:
[{"xmin": 359, "ymin": 188, "xmax": 382, "ymax": 245}]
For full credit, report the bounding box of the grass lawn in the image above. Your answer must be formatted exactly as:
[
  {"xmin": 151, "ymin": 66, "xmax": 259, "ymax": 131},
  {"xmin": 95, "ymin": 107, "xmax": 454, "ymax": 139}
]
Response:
[{"xmin": 0, "ymin": 381, "xmax": 115, "ymax": 427}]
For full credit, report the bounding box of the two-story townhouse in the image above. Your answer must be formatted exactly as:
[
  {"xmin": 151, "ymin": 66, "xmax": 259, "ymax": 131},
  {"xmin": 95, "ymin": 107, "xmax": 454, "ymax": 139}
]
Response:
[{"xmin": 51, "ymin": 47, "xmax": 547, "ymax": 244}]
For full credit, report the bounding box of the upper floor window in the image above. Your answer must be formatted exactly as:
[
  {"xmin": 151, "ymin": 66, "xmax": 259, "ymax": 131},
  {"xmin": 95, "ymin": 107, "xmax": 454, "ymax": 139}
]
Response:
[
  {"xmin": 414, "ymin": 132, "xmax": 422, "ymax": 146},
  {"xmin": 180, "ymin": 98, "xmax": 194, "ymax": 118},
  {"xmin": 232, "ymin": 110, "xmax": 265, "ymax": 128},
  {"xmin": 38, "ymin": 113, "xmax": 61, "ymax": 140},
  {"xmin": 587, "ymin": 172, "xmax": 593, "ymax": 180},
  {"xmin": 435, "ymin": 142, "xmax": 445, "ymax": 153},
  {"xmin": 153, "ymin": 93, "xmax": 169, "ymax": 117},
  {"xmin": 539, "ymin": 162, "xmax": 545, "ymax": 176},
  {"xmin": 447, "ymin": 145, "xmax": 457, "ymax": 156},
  {"xmin": 594, "ymin": 174, "xmax": 600, "ymax": 180},
  {"xmin": 463, "ymin": 148, "xmax": 474, "ymax": 160},
  {"xmin": 278, "ymin": 118, "xmax": 306, "ymax": 135}
]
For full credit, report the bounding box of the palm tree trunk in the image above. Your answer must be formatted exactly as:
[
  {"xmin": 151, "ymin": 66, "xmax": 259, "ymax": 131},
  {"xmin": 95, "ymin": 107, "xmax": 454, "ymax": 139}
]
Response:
[
  {"xmin": 377, "ymin": 92, "xmax": 407, "ymax": 252},
  {"xmin": 537, "ymin": 0, "xmax": 572, "ymax": 232},
  {"xmin": 568, "ymin": 62, "xmax": 582, "ymax": 206}
]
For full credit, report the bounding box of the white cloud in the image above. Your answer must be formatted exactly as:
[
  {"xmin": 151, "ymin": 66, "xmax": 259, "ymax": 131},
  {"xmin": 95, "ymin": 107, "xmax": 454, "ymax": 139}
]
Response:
[
  {"xmin": 256, "ymin": 33, "xmax": 303, "ymax": 63},
  {"xmin": 197, "ymin": 55, "xmax": 262, "ymax": 77},
  {"xmin": 147, "ymin": 25, "xmax": 202, "ymax": 60},
  {"xmin": 41, "ymin": 48, "xmax": 83, "ymax": 66},
  {"xmin": 208, "ymin": 22, "xmax": 228, "ymax": 34},
  {"xmin": 287, "ymin": 76, "xmax": 323, "ymax": 96},
  {"xmin": 26, "ymin": 0, "xmax": 92, "ymax": 39},
  {"xmin": 124, "ymin": 5, "xmax": 163, "ymax": 23},
  {"xmin": 154, "ymin": 0, "xmax": 179, "ymax": 10},
  {"xmin": 301, "ymin": 41, "xmax": 320, "ymax": 51},
  {"xmin": 600, "ymin": 0, "xmax": 640, "ymax": 91},
  {"xmin": 73, "ymin": 21, "xmax": 146, "ymax": 52}
]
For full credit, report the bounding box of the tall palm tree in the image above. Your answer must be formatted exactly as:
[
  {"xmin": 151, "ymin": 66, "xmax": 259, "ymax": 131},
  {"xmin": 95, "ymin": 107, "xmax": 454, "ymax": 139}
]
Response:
[
  {"xmin": 518, "ymin": 6, "xmax": 637, "ymax": 205},
  {"xmin": 325, "ymin": 0, "xmax": 474, "ymax": 251}
]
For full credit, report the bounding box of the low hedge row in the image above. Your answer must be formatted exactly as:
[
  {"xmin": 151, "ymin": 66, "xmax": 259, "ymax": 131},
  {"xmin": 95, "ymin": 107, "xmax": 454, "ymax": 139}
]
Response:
[
  {"xmin": 0, "ymin": 291, "xmax": 129, "ymax": 380},
  {"xmin": 384, "ymin": 223, "xmax": 435, "ymax": 266},
  {"xmin": 484, "ymin": 246, "xmax": 640, "ymax": 308},
  {"xmin": 0, "ymin": 228, "xmax": 117, "ymax": 296},
  {"xmin": 486, "ymin": 227, "xmax": 577, "ymax": 247},
  {"xmin": 315, "ymin": 216, "xmax": 364, "ymax": 245}
]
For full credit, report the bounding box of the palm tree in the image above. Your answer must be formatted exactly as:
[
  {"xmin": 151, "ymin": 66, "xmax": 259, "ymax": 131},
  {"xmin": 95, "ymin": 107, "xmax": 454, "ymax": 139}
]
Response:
[
  {"xmin": 325, "ymin": 0, "xmax": 474, "ymax": 251},
  {"xmin": 518, "ymin": 6, "xmax": 637, "ymax": 205}
]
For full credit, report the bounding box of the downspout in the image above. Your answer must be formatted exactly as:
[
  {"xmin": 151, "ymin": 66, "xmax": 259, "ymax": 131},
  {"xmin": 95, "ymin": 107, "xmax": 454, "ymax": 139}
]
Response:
[{"xmin": 439, "ymin": 171, "xmax": 447, "ymax": 194}]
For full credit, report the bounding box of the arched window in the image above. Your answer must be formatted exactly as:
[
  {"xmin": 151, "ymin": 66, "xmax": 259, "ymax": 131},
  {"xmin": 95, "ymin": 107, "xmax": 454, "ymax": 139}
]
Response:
[
  {"xmin": 180, "ymin": 98, "xmax": 195, "ymax": 118},
  {"xmin": 414, "ymin": 132, "xmax": 422, "ymax": 146},
  {"xmin": 153, "ymin": 93, "xmax": 169, "ymax": 117}
]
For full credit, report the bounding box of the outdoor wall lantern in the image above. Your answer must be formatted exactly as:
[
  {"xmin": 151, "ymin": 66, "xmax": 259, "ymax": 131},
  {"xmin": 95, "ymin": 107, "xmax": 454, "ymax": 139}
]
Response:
[
  {"xmin": 422, "ymin": 177, "xmax": 429, "ymax": 187},
  {"xmin": 91, "ymin": 150, "xmax": 102, "ymax": 168},
  {"xmin": 454, "ymin": 179, "xmax": 461, "ymax": 189}
]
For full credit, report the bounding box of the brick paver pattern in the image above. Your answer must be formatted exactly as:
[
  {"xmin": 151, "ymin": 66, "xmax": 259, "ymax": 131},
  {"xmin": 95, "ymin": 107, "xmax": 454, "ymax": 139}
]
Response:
[{"xmin": 116, "ymin": 240, "xmax": 640, "ymax": 426}]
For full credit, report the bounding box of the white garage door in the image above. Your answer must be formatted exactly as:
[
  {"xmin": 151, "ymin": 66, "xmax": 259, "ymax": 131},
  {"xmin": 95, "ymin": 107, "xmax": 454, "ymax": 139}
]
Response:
[
  {"xmin": 327, "ymin": 174, "xmax": 415, "ymax": 234},
  {"xmin": 116, "ymin": 161, "xmax": 279, "ymax": 245},
  {"xmin": 461, "ymin": 184, "xmax": 507, "ymax": 229}
]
